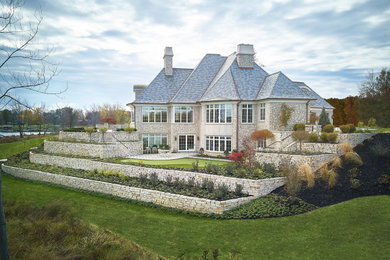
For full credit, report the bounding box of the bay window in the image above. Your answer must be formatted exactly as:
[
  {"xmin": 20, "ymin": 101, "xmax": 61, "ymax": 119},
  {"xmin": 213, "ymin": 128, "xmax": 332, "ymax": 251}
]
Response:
[{"xmin": 142, "ymin": 106, "xmax": 167, "ymax": 123}]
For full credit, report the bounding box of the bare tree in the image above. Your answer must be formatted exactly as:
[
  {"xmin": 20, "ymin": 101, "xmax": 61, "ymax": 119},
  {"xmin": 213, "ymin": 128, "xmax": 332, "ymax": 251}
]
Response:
[{"xmin": 0, "ymin": 0, "xmax": 66, "ymax": 109}]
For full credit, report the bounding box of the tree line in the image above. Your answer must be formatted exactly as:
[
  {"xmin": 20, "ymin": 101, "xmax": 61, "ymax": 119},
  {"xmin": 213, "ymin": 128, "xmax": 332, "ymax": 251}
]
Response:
[
  {"xmin": 0, "ymin": 104, "xmax": 132, "ymax": 135},
  {"xmin": 325, "ymin": 68, "xmax": 390, "ymax": 127}
]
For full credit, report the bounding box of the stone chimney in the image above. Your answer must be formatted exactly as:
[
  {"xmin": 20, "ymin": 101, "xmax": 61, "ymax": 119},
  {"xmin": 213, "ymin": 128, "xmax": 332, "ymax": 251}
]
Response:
[
  {"xmin": 133, "ymin": 84, "xmax": 147, "ymax": 99},
  {"xmin": 163, "ymin": 47, "xmax": 173, "ymax": 76},
  {"xmin": 236, "ymin": 44, "xmax": 255, "ymax": 68}
]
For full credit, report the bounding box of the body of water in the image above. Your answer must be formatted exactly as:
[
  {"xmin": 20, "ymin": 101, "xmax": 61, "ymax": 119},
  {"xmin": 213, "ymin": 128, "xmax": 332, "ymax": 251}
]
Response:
[{"xmin": 0, "ymin": 132, "xmax": 52, "ymax": 137}]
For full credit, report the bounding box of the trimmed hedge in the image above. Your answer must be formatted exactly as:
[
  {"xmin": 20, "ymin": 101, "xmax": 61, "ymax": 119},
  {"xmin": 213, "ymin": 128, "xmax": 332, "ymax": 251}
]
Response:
[
  {"xmin": 322, "ymin": 124, "xmax": 334, "ymax": 133},
  {"xmin": 308, "ymin": 133, "xmax": 319, "ymax": 142},
  {"xmin": 293, "ymin": 123, "xmax": 306, "ymax": 131},
  {"xmin": 63, "ymin": 127, "xmax": 85, "ymax": 132}
]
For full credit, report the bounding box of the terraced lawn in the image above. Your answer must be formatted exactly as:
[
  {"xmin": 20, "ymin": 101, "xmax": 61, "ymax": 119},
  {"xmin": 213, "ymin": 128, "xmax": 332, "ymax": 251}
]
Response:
[
  {"xmin": 0, "ymin": 137, "xmax": 46, "ymax": 159},
  {"xmin": 118, "ymin": 157, "xmax": 232, "ymax": 169},
  {"xmin": 2, "ymin": 175, "xmax": 389, "ymax": 259}
]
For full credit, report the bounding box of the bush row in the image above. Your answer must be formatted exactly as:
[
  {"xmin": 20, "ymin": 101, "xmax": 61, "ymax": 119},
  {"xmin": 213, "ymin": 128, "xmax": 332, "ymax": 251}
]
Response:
[{"xmin": 7, "ymin": 152, "xmax": 247, "ymax": 201}]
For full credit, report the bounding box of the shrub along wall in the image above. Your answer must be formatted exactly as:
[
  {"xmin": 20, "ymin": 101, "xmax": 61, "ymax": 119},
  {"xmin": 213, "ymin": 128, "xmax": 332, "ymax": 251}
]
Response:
[
  {"xmin": 255, "ymin": 152, "xmax": 336, "ymax": 171},
  {"xmin": 1, "ymin": 164, "xmax": 254, "ymax": 214},
  {"xmin": 30, "ymin": 152, "xmax": 286, "ymax": 196}
]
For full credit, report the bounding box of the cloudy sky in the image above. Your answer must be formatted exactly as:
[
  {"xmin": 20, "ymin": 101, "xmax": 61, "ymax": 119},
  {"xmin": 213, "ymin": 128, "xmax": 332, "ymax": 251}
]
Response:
[{"xmin": 7, "ymin": 0, "xmax": 390, "ymax": 109}]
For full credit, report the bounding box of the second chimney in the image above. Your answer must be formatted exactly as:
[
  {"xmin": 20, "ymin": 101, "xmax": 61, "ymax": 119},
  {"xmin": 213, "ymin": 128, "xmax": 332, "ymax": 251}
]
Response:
[
  {"xmin": 163, "ymin": 47, "xmax": 173, "ymax": 76},
  {"xmin": 237, "ymin": 44, "xmax": 255, "ymax": 69}
]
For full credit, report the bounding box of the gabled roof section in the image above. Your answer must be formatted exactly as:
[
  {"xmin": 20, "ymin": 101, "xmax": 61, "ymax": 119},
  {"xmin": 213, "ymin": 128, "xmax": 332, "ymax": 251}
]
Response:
[
  {"xmin": 256, "ymin": 72, "xmax": 312, "ymax": 100},
  {"xmin": 133, "ymin": 68, "xmax": 192, "ymax": 104},
  {"xmin": 200, "ymin": 68, "xmax": 240, "ymax": 101},
  {"xmin": 170, "ymin": 54, "xmax": 226, "ymax": 103},
  {"xmin": 294, "ymin": 82, "xmax": 334, "ymax": 109},
  {"xmin": 230, "ymin": 60, "xmax": 268, "ymax": 100}
]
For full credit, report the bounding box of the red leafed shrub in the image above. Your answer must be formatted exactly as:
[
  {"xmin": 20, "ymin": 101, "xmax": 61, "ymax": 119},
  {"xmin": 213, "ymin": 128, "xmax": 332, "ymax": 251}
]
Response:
[
  {"xmin": 250, "ymin": 129, "xmax": 274, "ymax": 142},
  {"xmin": 100, "ymin": 117, "xmax": 117, "ymax": 124},
  {"xmin": 229, "ymin": 152, "xmax": 243, "ymax": 163}
]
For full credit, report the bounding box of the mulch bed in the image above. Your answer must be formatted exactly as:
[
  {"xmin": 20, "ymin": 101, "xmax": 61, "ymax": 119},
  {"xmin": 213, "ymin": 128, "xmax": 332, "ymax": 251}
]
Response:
[{"xmin": 273, "ymin": 133, "xmax": 390, "ymax": 207}]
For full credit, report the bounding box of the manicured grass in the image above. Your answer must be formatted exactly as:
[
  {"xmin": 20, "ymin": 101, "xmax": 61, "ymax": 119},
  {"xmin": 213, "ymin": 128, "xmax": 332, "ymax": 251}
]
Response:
[
  {"xmin": 0, "ymin": 137, "xmax": 46, "ymax": 159},
  {"xmin": 119, "ymin": 157, "xmax": 232, "ymax": 169},
  {"xmin": 2, "ymin": 175, "xmax": 389, "ymax": 259}
]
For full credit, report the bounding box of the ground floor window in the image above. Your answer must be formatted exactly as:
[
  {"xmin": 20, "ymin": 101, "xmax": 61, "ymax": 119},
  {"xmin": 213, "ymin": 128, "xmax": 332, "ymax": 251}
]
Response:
[
  {"xmin": 178, "ymin": 135, "xmax": 195, "ymax": 151},
  {"xmin": 257, "ymin": 139, "xmax": 266, "ymax": 149},
  {"xmin": 205, "ymin": 136, "xmax": 232, "ymax": 152},
  {"xmin": 142, "ymin": 134, "xmax": 167, "ymax": 148}
]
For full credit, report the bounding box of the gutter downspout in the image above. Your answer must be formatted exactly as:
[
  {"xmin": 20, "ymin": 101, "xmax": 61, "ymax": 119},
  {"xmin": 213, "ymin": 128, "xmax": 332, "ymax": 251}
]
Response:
[{"xmin": 236, "ymin": 101, "xmax": 241, "ymax": 151}]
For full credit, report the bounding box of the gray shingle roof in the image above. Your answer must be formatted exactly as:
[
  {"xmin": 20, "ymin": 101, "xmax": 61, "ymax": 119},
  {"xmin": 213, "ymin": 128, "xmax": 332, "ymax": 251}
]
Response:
[
  {"xmin": 132, "ymin": 51, "xmax": 330, "ymax": 105},
  {"xmin": 256, "ymin": 72, "xmax": 312, "ymax": 100},
  {"xmin": 170, "ymin": 54, "xmax": 226, "ymax": 103},
  {"xmin": 133, "ymin": 68, "xmax": 192, "ymax": 103},
  {"xmin": 294, "ymin": 82, "xmax": 334, "ymax": 109}
]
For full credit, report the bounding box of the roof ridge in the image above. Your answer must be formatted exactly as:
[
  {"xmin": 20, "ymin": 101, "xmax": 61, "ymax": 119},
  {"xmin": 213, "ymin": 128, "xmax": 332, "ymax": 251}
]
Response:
[
  {"xmin": 230, "ymin": 66, "xmax": 241, "ymax": 100},
  {"xmin": 199, "ymin": 53, "xmax": 235, "ymax": 100}
]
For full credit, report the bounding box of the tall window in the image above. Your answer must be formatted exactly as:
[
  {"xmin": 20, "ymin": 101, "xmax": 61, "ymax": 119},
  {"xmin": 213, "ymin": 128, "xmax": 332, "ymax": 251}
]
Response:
[
  {"xmin": 142, "ymin": 106, "xmax": 167, "ymax": 123},
  {"xmin": 174, "ymin": 106, "xmax": 193, "ymax": 123},
  {"xmin": 242, "ymin": 104, "xmax": 253, "ymax": 123},
  {"xmin": 206, "ymin": 104, "xmax": 232, "ymax": 123},
  {"xmin": 142, "ymin": 134, "xmax": 168, "ymax": 147},
  {"xmin": 205, "ymin": 136, "xmax": 232, "ymax": 152},
  {"xmin": 260, "ymin": 103, "xmax": 265, "ymax": 121}
]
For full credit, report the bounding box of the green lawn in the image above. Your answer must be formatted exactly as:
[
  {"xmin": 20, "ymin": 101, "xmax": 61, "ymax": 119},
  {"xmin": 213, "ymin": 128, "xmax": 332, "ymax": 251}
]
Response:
[
  {"xmin": 0, "ymin": 137, "xmax": 46, "ymax": 159},
  {"xmin": 119, "ymin": 157, "xmax": 232, "ymax": 169},
  {"xmin": 2, "ymin": 175, "xmax": 389, "ymax": 259}
]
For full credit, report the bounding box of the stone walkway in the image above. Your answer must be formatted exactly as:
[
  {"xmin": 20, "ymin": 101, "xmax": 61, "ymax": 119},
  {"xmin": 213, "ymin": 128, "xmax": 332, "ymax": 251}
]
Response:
[{"xmin": 127, "ymin": 152, "xmax": 197, "ymax": 160}]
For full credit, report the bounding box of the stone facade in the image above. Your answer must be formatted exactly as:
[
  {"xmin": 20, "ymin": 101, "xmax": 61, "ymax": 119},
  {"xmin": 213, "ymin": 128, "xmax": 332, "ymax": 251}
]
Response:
[
  {"xmin": 30, "ymin": 152, "xmax": 286, "ymax": 196},
  {"xmin": 59, "ymin": 131, "xmax": 140, "ymax": 143},
  {"xmin": 255, "ymin": 152, "xmax": 337, "ymax": 171},
  {"xmin": 2, "ymin": 164, "xmax": 255, "ymax": 214},
  {"xmin": 44, "ymin": 140, "xmax": 142, "ymax": 158}
]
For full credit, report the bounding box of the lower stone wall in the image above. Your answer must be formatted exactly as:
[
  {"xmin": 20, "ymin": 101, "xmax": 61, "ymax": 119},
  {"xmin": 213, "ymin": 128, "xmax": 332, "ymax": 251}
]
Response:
[
  {"xmin": 301, "ymin": 143, "xmax": 340, "ymax": 154},
  {"xmin": 59, "ymin": 131, "xmax": 140, "ymax": 143},
  {"xmin": 338, "ymin": 133, "xmax": 376, "ymax": 147},
  {"xmin": 44, "ymin": 140, "xmax": 142, "ymax": 158},
  {"xmin": 255, "ymin": 152, "xmax": 336, "ymax": 171},
  {"xmin": 30, "ymin": 152, "xmax": 286, "ymax": 196},
  {"xmin": 2, "ymin": 164, "xmax": 254, "ymax": 214}
]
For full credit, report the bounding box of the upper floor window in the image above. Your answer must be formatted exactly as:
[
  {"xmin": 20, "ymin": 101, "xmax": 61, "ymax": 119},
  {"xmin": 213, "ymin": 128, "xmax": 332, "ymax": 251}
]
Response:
[
  {"xmin": 174, "ymin": 106, "xmax": 193, "ymax": 123},
  {"xmin": 260, "ymin": 103, "xmax": 265, "ymax": 121},
  {"xmin": 206, "ymin": 104, "xmax": 232, "ymax": 123},
  {"xmin": 242, "ymin": 104, "xmax": 253, "ymax": 123},
  {"xmin": 142, "ymin": 106, "xmax": 167, "ymax": 123}
]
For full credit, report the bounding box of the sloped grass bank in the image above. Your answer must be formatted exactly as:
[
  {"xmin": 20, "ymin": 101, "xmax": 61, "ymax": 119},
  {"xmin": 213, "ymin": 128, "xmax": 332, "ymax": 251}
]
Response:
[
  {"xmin": 3, "ymin": 175, "xmax": 389, "ymax": 259},
  {"xmin": 4, "ymin": 199, "xmax": 161, "ymax": 259},
  {"xmin": 0, "ymin": 137, "xmax": 46, "ymax": 159}
]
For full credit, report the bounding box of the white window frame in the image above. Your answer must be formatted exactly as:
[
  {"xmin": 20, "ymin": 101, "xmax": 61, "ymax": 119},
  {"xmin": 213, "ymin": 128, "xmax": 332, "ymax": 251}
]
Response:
[
  {"xmin": 173, "ymin": 106, "xmax": 193, "ymax": 123},
  {"xmin": 205, "ymin": 136, "xmax": 232, "ymax": 152},
  {"xmin": 260, "ymin": 103, "xmax": 265, "ymax": 121},
  {"xmin": 241, "ymin": 104, "xmax": 253, "ymax": 123},
  {"xmin": 142, "ymin": 106, "xmax": 168, "ymax": 123},
  {"xmin": 206, "ymin": 104, "xmax": 232, "ymax": 124},
  {"xmin": 142, "ymin": 134, "xmax": 168, "ymax": 147},
  {"xmin": 178, "ymin": 134, "xmax": 195, "ymax": 151}
]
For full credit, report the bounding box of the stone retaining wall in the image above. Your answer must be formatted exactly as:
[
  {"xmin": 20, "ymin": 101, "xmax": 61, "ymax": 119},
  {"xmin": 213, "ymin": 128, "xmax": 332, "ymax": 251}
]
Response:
[
  {"xmin": 301, "ymin": 143, "xmax": 340, "ymax": 154},
  {"xmin": 44, "ymin": 140, "xmax": 142, "ymax": 158},
  {"xmin": 59, "ymin": 131, "xmax": 140, "ymax": 143},
  {"xmin": 30, "ymin": 152, "xmax": 286, "ymax": 196},
  {"xmin": 2, "ymin": 164, "xmax": 254, "ymax": 214},
  {"xmin": 338, "ymin": 133, "xmax": 376, "ymax": 147},
  {"xmin": 255, "ymin": 152, "xmax": 336, "ymax": 171}
]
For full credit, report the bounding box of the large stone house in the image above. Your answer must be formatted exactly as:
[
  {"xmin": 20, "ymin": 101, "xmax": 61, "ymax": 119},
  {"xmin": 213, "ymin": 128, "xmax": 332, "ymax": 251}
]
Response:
[{"xmin": 128, "ymin": 44, "xmax": 334, "ymax": 153}]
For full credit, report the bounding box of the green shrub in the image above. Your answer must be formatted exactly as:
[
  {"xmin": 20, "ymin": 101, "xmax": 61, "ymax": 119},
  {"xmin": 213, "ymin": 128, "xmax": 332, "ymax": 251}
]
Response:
[
  {"xmin": 308, "ymin": 133, "xmax": 318, "ymax": 142},
  {"xmin": 63, "ymin": 127, "xmax": 85, "ymax": 132},
  {"xmin": 192, "ymin": 160, "xmax": 199, "ymax": 171},
  {"xmin": 213, "ymin": 184, "xmax": 229, "ymax": 200},
  {"xmin": 322, "ymin": 124, "xmax": 334, "ymax": 133},
  {"xmin": 320, "ymin": 132, "xmax": 328, "ymax": 142},
  {"xmin": 327, "ymin": 133, "xmax": 338, "ymax": 143},
  {"xmin": 367, "ymin": 117, "xmax": 377, "ymax": 127},
  {"xmin": 235, "ymin": 183, "xmax": 243, "ymax": 196},
  {"xmin": 350, "ymin": 178, "xmax": 360, "ymax": 189},
  {"xmin": 149, "ymin": 172, "xmax": 159, "ymax": 186},
  {"xmin": 293, "ymin": 123, "xmax": 306, "ymax": 131},
  {"xmin": 347, "ymin": 124, "xmax": 356, "ymax": 133},
  {"xmin": 340, "ymin": 125, "xmax": 350, "ymax": 133}
]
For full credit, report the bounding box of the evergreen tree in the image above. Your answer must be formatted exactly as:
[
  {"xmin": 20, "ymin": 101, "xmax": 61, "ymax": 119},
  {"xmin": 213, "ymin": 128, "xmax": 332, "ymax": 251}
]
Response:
[{"xmin": 319, "ymin": 108, "xmax": 330, "ymax": 127}]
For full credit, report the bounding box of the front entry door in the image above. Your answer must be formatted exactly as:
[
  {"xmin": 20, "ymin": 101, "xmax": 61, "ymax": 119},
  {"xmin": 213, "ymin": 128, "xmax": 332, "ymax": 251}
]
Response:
[{"xmin": 178, "ymin": 135, "xmax": 195, "ymax": 151}]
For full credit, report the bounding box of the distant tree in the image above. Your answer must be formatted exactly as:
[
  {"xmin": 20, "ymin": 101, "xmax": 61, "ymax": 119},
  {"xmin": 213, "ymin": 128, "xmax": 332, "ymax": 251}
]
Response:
[
  {"xmin": 343, "ymin": 96, "xmax": 359, "ymax": 126},
  {"xmin": 0, "ymin": 109, "xmax": 12, "ymax": 124},
  {"xmin": 359, "ymin": 68, "xmax": 390, "ymax": 127},
  {"xmin": 318, "ymin": 108, "xmax": 330, "ymax": 127},
  {"xmin": 325, "ymin": 98, "xmax": 346, "ymax": 126},
  {"xmin": 100, "ymin": 117, "xmax": 117, "ymax": 124}
]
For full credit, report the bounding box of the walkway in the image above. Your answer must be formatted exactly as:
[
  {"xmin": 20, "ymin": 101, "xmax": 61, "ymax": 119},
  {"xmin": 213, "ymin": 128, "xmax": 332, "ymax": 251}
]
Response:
[{"xmin": 127, "ymin": 152, "xmax": 197, "ymax": 160}]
